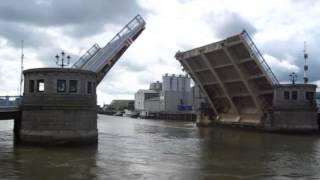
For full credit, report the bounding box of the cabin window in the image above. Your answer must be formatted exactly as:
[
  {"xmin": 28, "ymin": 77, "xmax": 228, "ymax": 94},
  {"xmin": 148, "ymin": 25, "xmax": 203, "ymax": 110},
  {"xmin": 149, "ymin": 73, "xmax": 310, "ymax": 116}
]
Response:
[
  {"xmin": 291, "ymin": 91, "xmax": 298, "ymax": 100},
  {"xmin": 69, "ymin": 80, "xmax": 77, "ymax": 93},
  {"xmin": 87, "ymin": 81, "xmax": 92, "ymax": 94},
  {"xmin": 306, "ymin": 91, "xmax": 314, "ymax": 100},
  {"xmin": 29, "ymin": 80, "xmax": 35, "ymax": 93},
  {"xmin": 57, "ymin": 80, "xmax": 66, "ymax": 93},
  {"xmin": 37, "ymin": 79, "xmax": 45, "ymax": 92},
  {"xmin": 284, "ymin": 91, "xmax": 290, "ymax": 100}
]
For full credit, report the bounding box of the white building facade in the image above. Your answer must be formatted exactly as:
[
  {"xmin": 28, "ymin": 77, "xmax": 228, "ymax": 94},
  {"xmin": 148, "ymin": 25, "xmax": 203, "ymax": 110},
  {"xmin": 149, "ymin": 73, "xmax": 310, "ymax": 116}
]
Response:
[{"xmin": 134, "ymin": 74, "xmax": 193, "ymax": 114}]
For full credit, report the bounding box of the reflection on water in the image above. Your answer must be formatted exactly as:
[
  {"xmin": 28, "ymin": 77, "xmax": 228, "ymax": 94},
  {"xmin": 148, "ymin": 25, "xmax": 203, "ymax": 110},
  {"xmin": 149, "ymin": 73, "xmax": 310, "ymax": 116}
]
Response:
[
  {"xmin": 198, "ymin": 127, "xmax": 320, "ymax": 179},
  {"xmin": 1, "ymin": 115, "xmax": 320, "ymax": 179}
]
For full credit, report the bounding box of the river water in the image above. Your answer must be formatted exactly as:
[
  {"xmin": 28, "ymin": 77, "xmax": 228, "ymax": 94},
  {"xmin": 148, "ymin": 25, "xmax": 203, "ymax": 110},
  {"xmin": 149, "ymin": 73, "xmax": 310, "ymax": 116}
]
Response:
[{"xmin": 1, "ymin": 115, "xmax": 320, "ymax": 179}]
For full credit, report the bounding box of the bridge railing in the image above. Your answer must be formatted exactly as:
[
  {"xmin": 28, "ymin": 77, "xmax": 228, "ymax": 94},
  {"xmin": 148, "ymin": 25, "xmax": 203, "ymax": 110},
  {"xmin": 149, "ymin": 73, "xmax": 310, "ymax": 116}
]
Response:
[
  {"xmin": 81, "ymin": 14, "xmax": 146, "ymax": 72},
  {"xmin": 71, "ymin": 44, "xmax": 101, "ymax": 69},
  {"xmin": 240, "ymin": 30, "xmax": 280, "ymax": 86},
  {"xmin": 0, "ymin": 96, "xmax": 22, "ymax": 108}
]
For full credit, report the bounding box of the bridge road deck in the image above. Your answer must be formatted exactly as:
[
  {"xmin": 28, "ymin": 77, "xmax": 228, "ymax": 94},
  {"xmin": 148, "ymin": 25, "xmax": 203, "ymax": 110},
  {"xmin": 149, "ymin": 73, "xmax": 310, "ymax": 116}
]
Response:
[
  {"xmin": 0, "ymin": 96, "xmax": 21, "ymax": 120},
  {"xmin": 0, "ymin": 107, "xmax": 21, "ymax": 120}
]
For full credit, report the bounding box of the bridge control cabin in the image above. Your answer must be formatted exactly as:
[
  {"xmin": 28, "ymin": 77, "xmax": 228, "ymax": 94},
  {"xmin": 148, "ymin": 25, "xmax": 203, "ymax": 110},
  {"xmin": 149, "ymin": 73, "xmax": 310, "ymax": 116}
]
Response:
[
  {"xmin": 20, "ymin": 68, "xmax": 98, "ymax": 145},
  {"xmin": 176, "ymin": 30, "xmax": 319, "ymax": 132},
  {"xmin": 265, "ymin": 84, "xmax": 318, "ymax": 132}
]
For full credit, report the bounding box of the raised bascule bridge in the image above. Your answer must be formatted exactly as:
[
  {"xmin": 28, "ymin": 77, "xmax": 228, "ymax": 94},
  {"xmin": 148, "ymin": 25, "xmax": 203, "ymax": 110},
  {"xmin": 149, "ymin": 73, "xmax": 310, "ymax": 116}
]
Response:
[
  {"xmin": 176, "ymin": 30, "xmax": 319, "ymax": 131},
  {"xmin": 72, "ymin": 14, "xmax": 146, "ymax": 83},
  {"xmin": 176, "ymin": 31, "xmax": 277, "ymax": 126},
  {"xmin": 0, "ymin": 15, "xmax": 146, "ymax": 145}
]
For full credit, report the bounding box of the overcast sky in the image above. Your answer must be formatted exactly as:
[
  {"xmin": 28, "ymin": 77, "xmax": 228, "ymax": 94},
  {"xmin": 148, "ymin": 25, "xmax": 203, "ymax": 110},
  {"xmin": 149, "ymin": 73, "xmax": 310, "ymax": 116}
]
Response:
[{"xmin": 0, "ymin": 0, "xmax": 319, "ymax": 105}]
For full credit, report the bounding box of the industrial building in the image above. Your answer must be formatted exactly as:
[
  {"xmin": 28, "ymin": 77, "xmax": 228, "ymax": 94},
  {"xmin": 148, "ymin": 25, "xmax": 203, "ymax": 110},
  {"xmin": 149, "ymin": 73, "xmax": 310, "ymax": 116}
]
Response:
[
  {"xmin": 134, "ymin": 81, "xmax": 162, "ymax": 112},
  {"xmin": 176, "ymin": 30, "xmax": 319, "ymax": 132},
  {"xmin": 134, "ymin": 74, "xmax": 194, "ymax": 119}
]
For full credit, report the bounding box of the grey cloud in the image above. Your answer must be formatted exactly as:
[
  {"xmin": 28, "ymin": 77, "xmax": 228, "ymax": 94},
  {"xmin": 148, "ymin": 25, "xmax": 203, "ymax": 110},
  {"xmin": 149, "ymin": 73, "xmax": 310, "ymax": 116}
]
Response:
[
  {"xmin": 100, "ymin": 83, "xmax": 136, "ymax": 95},
  {"xmin": 98, "ymin": 73, "xmax": 137, "ymax": 95},
  {"xmin": 64, "ymin": 23, "xmax": 107, "ymax": 39},
  {"xmin": 258, "ymin": 36, "xmax": 320, "ymax": 83},
  {"xmin": 118, "ymin": 60, "xmax": 147, "ymax": 72},
  {"xmin": 137, "ymin": 77, "xmax": 153, "ymax": 85},
  {"xmin": 124, "ymin": 63, "xmax": 146, "ymax": 72},
  {"xmin": 260, "ymin": 41, "xmax": 300, "ymax": 82},
  {"xmin": 0, "ymin": 21, "xmax": 53, "ymax": 48},
  {"xmin": 0, "ymin": 67, "xmax": 3, "ymax": 83},
  {"xmin": 0, "ymin": 0, "xmax": 142, "ymax": 27},
  {"xmin": 290, "ymin": 0, "xmax": 318, "ymax": 6},
  {"xmin": 273, "ymin": 68, "xmax": 299, "ymax": 83},
  {"xmin": 35, "ymin": 46, "xmax": 80, "ymax": 67},
  {"xmin": 0, "ymin": 0, "xmax": 144, "ymax": 41},
  {"xmin": 210, "ymin": 12, "xmax": 257, "ymax": 38},
  {"xmin": 137, "ymin": 71, "xmax": 159, "ymax": 85},
  {"xmin": 0, "ymin": 65, "xmax": 17, "ymax": 93}
]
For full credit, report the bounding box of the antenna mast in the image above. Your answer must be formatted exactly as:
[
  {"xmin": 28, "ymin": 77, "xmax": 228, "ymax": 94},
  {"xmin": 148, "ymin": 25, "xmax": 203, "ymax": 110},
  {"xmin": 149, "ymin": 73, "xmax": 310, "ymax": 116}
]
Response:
[
  {"xmin": 304, "ymin": 41, "xmax": 308, "ymax": 84},
  {"xmin": 20, "ymin": 40, "xmax": 24, "ymax": 96}
]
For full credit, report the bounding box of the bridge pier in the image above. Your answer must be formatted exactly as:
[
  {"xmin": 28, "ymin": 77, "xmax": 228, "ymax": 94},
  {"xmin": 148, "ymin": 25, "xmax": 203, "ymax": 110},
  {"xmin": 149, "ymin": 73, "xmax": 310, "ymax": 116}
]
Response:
[
  {"xmin": 0, "ymin": 107, "xmax": 22, "ymax": 143},
  {"xmin": 196, "ymin": 105, "xmax": 215, "ymax": 127},
  {"xmin": 13, "ymin": 111, "xmax": 21, "ymax": 143},
  {"xmin": 196, "ymin": 113, "xmax": 212, "ymax": 127},
  {"xmin": 19, "ymin": 68, "xmax": 98, "ymax": 146}
]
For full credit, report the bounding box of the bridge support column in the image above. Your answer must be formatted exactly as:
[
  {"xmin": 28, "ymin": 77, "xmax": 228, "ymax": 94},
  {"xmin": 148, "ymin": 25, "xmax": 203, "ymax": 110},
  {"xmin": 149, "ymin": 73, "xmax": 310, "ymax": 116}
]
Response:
[
  {"xmin": 13, "ymin": 111, "xmax": 22, "ymax": 143},
  {"xmin": 196, "ymin": 112, "xmax": 212, "ymax": 127},
  {"xmin": 196, "ymin": 105, "xmax": 215, "ymax": 127}
]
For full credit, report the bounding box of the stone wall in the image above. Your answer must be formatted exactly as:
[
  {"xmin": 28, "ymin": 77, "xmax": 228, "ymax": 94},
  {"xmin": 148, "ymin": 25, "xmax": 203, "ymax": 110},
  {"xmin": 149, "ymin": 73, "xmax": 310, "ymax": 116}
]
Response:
[
  {"xmin": 266, "ymin": 84, "xmax": 319, "ymax": 132},
  {"xmin": 267, "ymin": 109, "xmax": 318, "ymax": 132}
]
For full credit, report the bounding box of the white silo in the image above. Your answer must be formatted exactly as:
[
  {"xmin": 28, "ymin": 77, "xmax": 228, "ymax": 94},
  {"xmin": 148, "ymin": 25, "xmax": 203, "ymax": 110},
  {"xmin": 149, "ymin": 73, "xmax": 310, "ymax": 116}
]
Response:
[
  {"xmin": 162, "ymin": 74, "xmax": 171, "ymax": 91},
  {"xmin": 171, "ymin": 74, "xmax": 177, "ymax": 91},
  {"xmin": 185, "ymin": 76, "xmax": 191, "ymax": 92},
  {"xmin": 177, "ymin": 75, "xmax": 183, "ymax": 92}
]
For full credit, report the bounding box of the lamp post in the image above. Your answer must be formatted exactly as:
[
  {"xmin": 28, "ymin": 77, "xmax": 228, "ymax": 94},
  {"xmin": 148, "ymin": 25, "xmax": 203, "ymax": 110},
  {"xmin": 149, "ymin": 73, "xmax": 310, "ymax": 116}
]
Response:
[
  {"xmin": 55, "ymin": 51, "xmax": 71, "ymax": 69},
  {"xmin": 289, "ymin": 72, "xmax": 298, "ymax": 85}
]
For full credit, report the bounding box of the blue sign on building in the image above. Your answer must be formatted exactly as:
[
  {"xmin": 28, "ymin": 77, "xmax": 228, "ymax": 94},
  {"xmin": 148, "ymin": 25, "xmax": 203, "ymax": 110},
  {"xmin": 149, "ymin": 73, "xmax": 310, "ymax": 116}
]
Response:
[{"xmin": 177, "ymin": 105, "xmax": 192, "ymax": 111}]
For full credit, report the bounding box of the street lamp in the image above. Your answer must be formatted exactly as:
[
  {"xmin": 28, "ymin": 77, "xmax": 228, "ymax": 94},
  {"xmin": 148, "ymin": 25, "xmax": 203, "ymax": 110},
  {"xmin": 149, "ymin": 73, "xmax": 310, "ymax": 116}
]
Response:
[
  {"xmin": 55, "ymin": 51, "xmax": 71, "ymax": 69},
  {"xmin": 289, "ymin": 72, "xmax": 298, "ymax": 85}
]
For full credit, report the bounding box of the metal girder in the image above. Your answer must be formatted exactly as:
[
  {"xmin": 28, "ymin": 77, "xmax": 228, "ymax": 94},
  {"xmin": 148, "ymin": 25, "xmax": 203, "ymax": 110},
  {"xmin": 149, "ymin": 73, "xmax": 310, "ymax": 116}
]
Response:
[
  {"xmin": 180, "ymin": 59, "xmax": 218, "ymax": 115},
  {"xmin": 199, "ymin": 53, "xmax": 239, "ymax": 114},
  {"xmin": 222, "ymin": 47, "xmax": 262, "ymax": 114}
]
